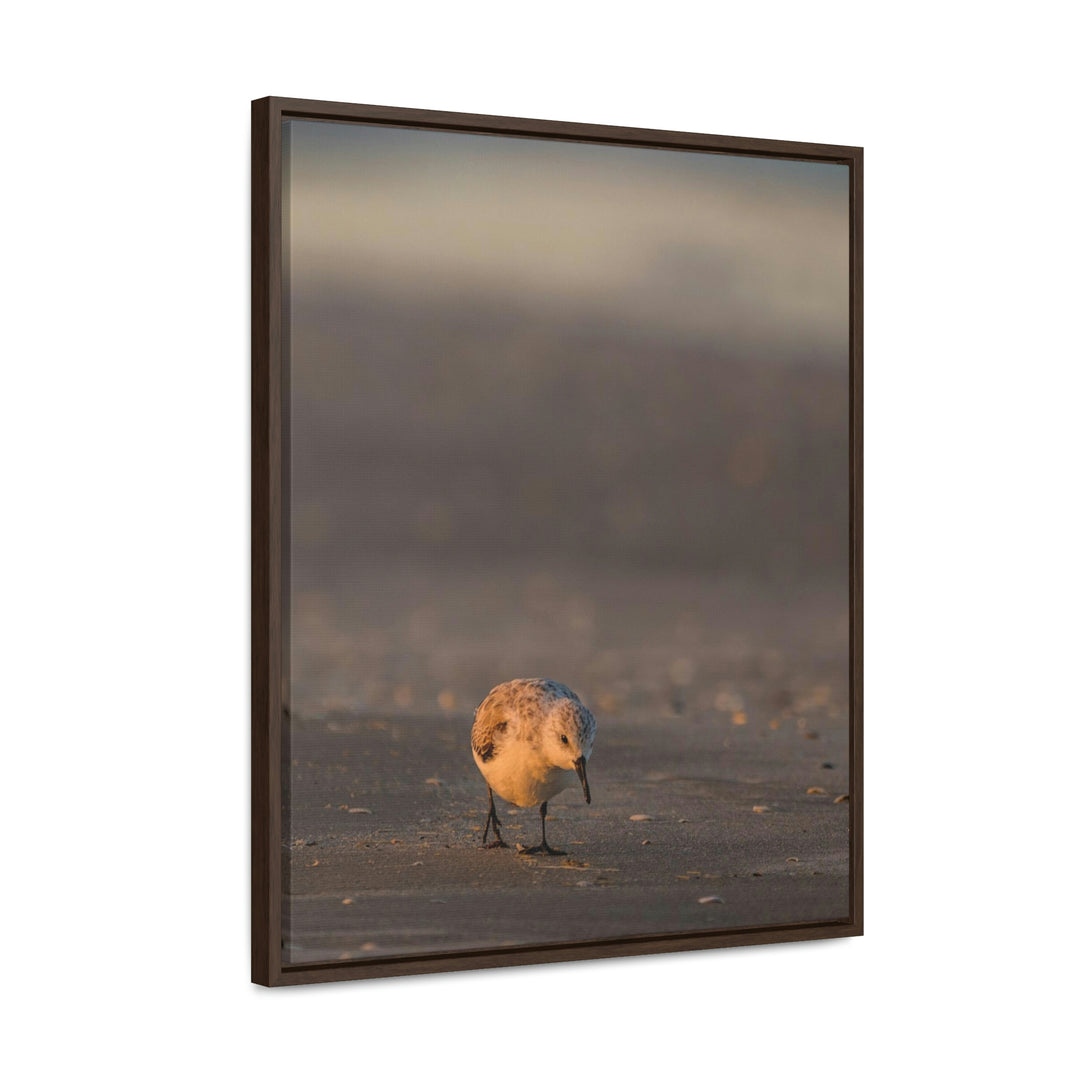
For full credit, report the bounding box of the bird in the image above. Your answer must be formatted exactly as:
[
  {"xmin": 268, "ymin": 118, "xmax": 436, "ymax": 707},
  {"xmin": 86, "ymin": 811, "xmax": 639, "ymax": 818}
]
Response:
[{"xmin": 471, "ymin": 678, "xmax": 596, "ymax": 855}]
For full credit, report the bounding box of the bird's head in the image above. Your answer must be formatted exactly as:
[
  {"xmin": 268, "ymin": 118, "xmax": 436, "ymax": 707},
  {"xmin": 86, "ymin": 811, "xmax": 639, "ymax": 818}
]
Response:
[{"xmin": 545, "ymin": 699, "xmax": 596, "ymax": 803}]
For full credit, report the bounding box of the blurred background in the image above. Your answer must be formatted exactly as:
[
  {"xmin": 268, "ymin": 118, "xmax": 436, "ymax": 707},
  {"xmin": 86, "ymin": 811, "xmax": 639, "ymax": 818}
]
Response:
[{"xmin": 284, "ymin": 118, "xmax": 850, "ymax": 726}]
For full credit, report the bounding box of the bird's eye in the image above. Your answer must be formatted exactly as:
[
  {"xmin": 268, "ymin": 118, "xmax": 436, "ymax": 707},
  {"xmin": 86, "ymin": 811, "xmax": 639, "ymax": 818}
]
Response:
[{"xmin": 560, "ymin": 735, "xmax": 569, "ymax": 745}]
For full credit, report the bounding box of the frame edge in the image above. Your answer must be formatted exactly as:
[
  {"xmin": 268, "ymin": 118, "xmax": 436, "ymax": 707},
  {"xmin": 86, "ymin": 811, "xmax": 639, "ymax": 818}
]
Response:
[
  {"xmin": 849, "ymin": 145, "xmax": 864, "ymax": 938},
  {"xmin": 265, "ymin": 95, "xmax": 860, "ymax": 163},
  {"xmin": 251, "ymin": 96, "xmax": 284, "ymax": 986}
]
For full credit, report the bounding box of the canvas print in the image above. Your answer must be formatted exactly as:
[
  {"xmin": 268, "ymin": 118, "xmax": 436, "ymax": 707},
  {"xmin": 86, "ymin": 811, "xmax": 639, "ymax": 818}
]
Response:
[{"xmin": 279, "ymin": 116, "xmax": 852, "ymax": 965}]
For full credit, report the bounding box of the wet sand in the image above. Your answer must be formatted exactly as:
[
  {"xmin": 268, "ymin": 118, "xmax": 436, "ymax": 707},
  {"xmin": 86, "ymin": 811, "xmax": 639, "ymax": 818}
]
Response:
[{"xmin": 283, "ymin": 688, "xmax": 850, "ymax": 964}]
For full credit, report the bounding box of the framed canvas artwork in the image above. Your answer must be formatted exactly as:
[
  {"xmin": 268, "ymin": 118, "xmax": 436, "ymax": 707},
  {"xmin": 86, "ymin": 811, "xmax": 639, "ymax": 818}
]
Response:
[{"xmin": 252, "ymin": 96, "xmax": 863, "ymax": 986}]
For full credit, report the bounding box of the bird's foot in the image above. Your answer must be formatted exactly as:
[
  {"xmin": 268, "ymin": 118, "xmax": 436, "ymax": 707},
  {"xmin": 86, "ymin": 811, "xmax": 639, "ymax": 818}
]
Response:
[
  {"xmin": 520, "ymin": 842, "xmax": 566, "ymax": 857},
  {"xmin": 483, "ymin": 838, "xmax": 509, "ymax": 849}
]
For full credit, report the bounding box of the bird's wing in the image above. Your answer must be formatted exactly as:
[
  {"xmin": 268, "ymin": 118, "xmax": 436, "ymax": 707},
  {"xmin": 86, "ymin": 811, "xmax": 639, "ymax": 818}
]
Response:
[{"xmin": 471, "ymin": 696, "xmax": 510, "ymax": 762}]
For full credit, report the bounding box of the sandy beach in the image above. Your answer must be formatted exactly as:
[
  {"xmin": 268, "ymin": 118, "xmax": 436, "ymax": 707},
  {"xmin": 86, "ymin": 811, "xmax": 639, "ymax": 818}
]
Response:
[
  {"xmin": 282, "ymin": 564, "xmax": 851, "ymax": 965},
  {"xmin": 277, "ymin": 132, "xmax": 854, "ymax": 966}
]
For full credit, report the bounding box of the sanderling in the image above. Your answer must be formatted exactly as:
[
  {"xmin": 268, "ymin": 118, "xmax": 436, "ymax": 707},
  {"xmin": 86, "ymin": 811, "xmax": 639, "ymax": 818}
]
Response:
[{"xmin": 471, "ymin": 678, "xmax": 596, "ymax": 855}]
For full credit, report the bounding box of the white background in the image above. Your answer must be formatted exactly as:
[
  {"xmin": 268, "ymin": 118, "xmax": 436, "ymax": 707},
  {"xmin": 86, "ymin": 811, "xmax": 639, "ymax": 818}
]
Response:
[{"xmin": 3, "ymin": 2, "xmax": 1077, "ymax": 1077}]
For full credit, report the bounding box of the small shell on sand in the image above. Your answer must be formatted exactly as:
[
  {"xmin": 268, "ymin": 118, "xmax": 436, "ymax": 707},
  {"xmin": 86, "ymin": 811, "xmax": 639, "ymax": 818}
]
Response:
[
  {"xmin": 752, "ymin": 805, "xmax": 769, "ymax": 813},
  {"xmin": 806, "ymin": 787, "xmax": 827, "ymax": 795},
  {"xmin": 698, "ymin": 895, "xmax": 725, "ymax": 904},
  {"xmin": 629, "ymin": 814, "xmax": 652, "ymax": 821},
  {"xmin": 834, "ymin": 794, "xmax": 851, "ymax": 803}
]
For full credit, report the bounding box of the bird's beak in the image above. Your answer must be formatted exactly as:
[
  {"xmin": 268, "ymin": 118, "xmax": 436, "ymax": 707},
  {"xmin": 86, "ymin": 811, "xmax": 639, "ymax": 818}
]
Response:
[{"xmin": 574, "ymin": 756, "xmax": 591, "ymax": 804}]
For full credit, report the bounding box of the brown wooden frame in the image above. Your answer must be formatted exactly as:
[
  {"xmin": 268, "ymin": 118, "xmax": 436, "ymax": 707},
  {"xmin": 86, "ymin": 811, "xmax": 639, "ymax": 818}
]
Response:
[{"xmin": 252, "ymin": 96, "xmax": 863, "ymax": 986}]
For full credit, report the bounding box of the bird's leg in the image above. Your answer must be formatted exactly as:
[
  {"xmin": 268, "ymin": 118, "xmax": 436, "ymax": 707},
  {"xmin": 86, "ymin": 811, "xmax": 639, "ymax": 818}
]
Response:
[
  {"xmin": 522, "ymin": 801, "xmax": 565, "ymax": 856},
  {"xmin": 482, "ymin": 785, "xmax": 508, "ymax": 848}
]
